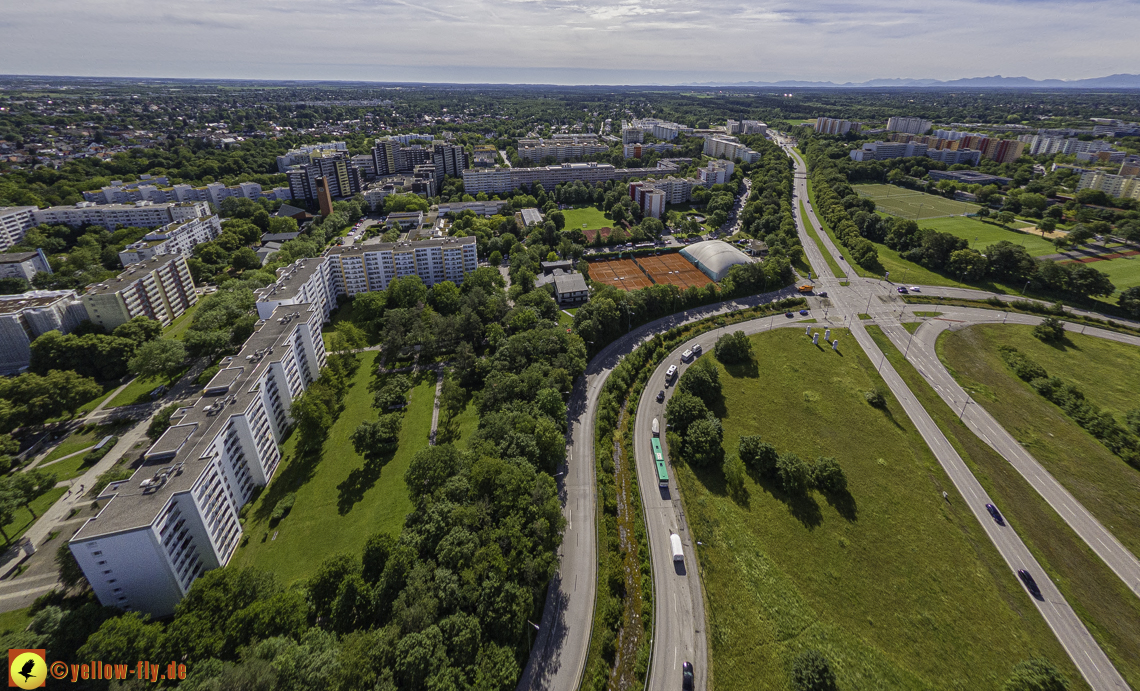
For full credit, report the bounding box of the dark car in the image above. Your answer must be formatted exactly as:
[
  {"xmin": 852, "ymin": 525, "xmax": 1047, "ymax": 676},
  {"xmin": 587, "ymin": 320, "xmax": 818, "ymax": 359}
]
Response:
[
  {"xmin": 897, "ymin": 286, "xmax": 909, "ymax": 294},
  {"xmin": 986, "ymin": 503, "xmax": 1005, "ymax": 526},
  {"xmin": 785, "ymin": 311, "xmax": 794, "ymax": 318},
  {"xmin": 656, "ymin": 390, "xmax": 665, "ymax": 403},
  {"xmin": 799, "ymin": 309, "xmax": 809, "ymax": 316},
  {"xmin": 682, "ymin": 661, "xmax": 694, "ymax": 690},
  {"xmin": 818, "ymin": 291, "xmax": 828, "ymax": 298},
  {"xmin": 1017, "ymin": 569, "xmax": 1043, "ymax": 600}
]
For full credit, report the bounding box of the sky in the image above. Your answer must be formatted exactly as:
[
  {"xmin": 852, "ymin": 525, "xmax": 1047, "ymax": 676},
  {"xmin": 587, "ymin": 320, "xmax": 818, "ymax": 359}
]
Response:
[{"xmin": 2, "ymin": 0, "xmax": 1139, "ymax": 85}]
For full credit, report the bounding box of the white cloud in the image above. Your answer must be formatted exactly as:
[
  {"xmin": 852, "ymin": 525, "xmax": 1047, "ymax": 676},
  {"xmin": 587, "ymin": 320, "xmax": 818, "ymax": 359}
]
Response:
[{"xmin": 0, "ymin": 0, "xmax": 1137, "ymax": 83}]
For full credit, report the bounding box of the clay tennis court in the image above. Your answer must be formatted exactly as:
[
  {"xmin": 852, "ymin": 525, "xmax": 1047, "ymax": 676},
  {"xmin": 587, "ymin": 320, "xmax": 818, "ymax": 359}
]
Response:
[
  {"xmin": 637, "ymin": 253, "xmax": 712, "ymax": 290},
  {"xmin": 587, "ymin": 258, "xmax": 653, "ymax": 290}
]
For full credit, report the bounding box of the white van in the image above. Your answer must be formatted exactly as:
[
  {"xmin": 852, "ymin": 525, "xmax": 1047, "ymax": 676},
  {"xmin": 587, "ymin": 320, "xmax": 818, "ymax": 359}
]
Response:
[
  {"xmin": 692, "ymin": 344, "xmax": 703, "ymax": 356},
  {"xmin": 670, "ymin": 534, "xmax": 684, "ymax": 563},
  {"xmin": 681, "ymin": 349, "xmax": 693, "ymax": 362},
  {"xmin": 666, "ymin": 365, "xmax": 678, "ymax": 381}
]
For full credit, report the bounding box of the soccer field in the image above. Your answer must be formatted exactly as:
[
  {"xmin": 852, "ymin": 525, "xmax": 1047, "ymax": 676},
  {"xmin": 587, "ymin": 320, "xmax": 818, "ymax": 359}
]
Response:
[{"xmin": 855, "ymin": 184, "xmax": 980, "ymax": 220}]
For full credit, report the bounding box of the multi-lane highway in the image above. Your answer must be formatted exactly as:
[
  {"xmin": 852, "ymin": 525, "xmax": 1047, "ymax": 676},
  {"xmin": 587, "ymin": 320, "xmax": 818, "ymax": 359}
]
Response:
[{"xmin": 520, "ymin": 130, "xmax": 1136, "ymax": 691}]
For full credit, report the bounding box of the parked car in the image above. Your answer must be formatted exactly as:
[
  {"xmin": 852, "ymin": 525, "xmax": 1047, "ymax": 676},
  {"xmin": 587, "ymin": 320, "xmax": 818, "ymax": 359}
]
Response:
[
  {"xmin": 818, "ymin": 291, "xmax": 828, "ymax": 298},
  {"xmin": 909, "ymin": 286, "xmax": 921, "ymax": 292},
  {"xmin": 1017, "ymin": 569, "xmax": 1043, "ymax": 600},
  {"xmin": 986, "ymin": 503, "xmax": 1005, "ymax": 526},
  {"xmin": 897, "ymin": 286, "xmax": 909, "ymax": 294},
  {"xmin": 656, "ymin": 390, "xmax": 665, "ymax": 403},
  {"xmin": 799, "ymin": 309, "xmax": 809, "ymax": 316},
  {"xmin": 785, "ymin": 312, "xmax": 794, "ymax": 318}
]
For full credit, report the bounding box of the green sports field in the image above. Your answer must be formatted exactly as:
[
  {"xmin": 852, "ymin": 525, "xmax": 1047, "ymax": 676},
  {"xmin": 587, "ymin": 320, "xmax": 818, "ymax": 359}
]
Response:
[
  {"xmin": 855, "ymin": 184, "xmax": 979, "ymax": 220},
  {"xmin": 1071, "ymin": 255, "xmax": 1140, "ymax": 292},
  {"xmin": 919, "ymin": 217, "xmax": 1057, "ymax": 257},
  {"xmin": 562, "ymin": 206, "xmax": 612, "ymax": 231}
]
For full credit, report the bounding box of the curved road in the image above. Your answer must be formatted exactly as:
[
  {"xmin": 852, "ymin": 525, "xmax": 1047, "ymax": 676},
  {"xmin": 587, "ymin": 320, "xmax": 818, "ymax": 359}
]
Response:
[
  {"xmin": 777, "ymin": 132, "xmax": 1129, "ymax": 689},
  {"xmin": 520, "ymin": 131, "xmax": 1135, "ymax": 691}
]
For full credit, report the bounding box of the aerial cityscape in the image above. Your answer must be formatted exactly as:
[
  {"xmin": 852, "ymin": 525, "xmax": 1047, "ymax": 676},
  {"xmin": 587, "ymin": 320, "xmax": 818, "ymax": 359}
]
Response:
[{"xmin": 1, "ymin": 3, "xmax": 1140, "ymax": 690}]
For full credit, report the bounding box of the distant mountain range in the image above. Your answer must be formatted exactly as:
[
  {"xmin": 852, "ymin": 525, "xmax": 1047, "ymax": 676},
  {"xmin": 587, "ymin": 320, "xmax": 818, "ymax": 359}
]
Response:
[{"xmin": 684, "ymin": 74, "xmax": 1140, "ymax": 89}]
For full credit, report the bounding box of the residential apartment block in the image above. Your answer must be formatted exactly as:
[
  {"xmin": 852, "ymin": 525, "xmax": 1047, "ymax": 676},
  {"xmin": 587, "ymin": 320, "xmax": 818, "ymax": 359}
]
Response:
[
  {"xmin": 255, "ymin": 236, "xmax": 478, "ymax": 315},
  {"xmin": 286, "ymin": 153, "xmax": 364, "ymax": 204},
  {"xmin": 623, "ymin": 142, "xmax": 676, "ymax": 158},
  {"xmin": 702, "ymin": 137, "xmax": 761, "ymax": 163},
  {"xmin": 81, "ymin": 254, "xmax": 198, "ymax": 330},
  {"xmin": 924, "ymin": 148, "xmax": 983, "ymax": 165},
  {"xmin": 886, "ymin": 117, "xmax": 933, "ymax": 135},
  {"xmin": 462, "ymin": 161, "xmax": 657, "ymax": 195},
  {"xmin": 83, "ymin": 180, "xmax": 290, "ymax": 206},
  {"xmin": 626, "ymin": 118, "xmax": 694, "ymax": 141},
  {"xmin": 0, "ymin": 290, "xmax": 87, "ymax": 374},
  {"xmin": 118, "ymin": 215, "xmax": 223, "ymax": 267},
  {"xmin": 436, "ymin": 200, "xmax": 509, "ymax": 217},
  {"xmin": 69, "ymin": 302, "xmax": 328, "ymax": 616},
  {"xmin": 276, "ymin": 142, "xmax": 348, "ymax": 172},
  {"xmin": 0, "ymin": 248, "xmax": 52, "ymax": 281},
  {"xmin": 698, "ymin": 159, "xmax": 735, "ymax": 185},
  {"xmin": 517, "ymin": 136, "xmax": 609, "ymax": 162},
  {"xmin": 850, "ymin": 141, "xmax": 929, "ymax": 161},
  {"xmin": 0, "ymin": 206, "xmax": 38, "ymax": 251},
  {"xmin": 629, "ymin": 176, "xmax": 706, "ymax": 218},
  {"xmin": 814, "ymin": 118, "xmax": 861, "ymax": 136},
  {"xmin": 1077, "ymin": 171, "xmax": 1140, "ymax": 200},
  {"xmin": 740, "ymin": 120, "xmax": 768, "ymax": 135},
  {"xmin": 32, "ymin": 201, "xmax": 212, "ymax": 231}
]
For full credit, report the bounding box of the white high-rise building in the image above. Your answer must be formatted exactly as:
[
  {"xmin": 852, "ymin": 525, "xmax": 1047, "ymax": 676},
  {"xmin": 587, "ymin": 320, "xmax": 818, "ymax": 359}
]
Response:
[
  {"xmin": 516, "ymin": 136, "xmax": 609, "ymax": 162},
  {"xmin": 703, "ymin": 138, "xmax": 761, "ymax": 163},
  {"xmin": 81, "ymin": 254, "xmax": 198, "ymax": 330},
  {"xmin": 886, "ymin": 116, "xmax": 934, "ymax": 135},
  {"xmin": 0, "ymin": 290, "xmax": 88, "ymax": 374},
  {"xmin": 32, "ymin": 201, "xmax": 211, "ymax": 231},
  {"xmin": 0, "ymin": 207, "xmax": 37, "ymax": 251},
  {"xmin": 118, "ymin": 215, "xmax": 223, "ymax": 266},
  {"xmin": 814, "ymin": 118, "xmax": 860, "ymax": 136},
  {"xmin": 69, "ymin": 302, "xmax": 328, "ymax": 616}
]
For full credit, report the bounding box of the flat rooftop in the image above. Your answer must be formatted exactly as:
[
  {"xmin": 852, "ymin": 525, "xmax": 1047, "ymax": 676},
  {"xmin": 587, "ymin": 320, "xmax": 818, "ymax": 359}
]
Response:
[
  {"xmin": 84, "ymin": 254, "xmax": 182, "ymax": 296},
  {"xmin": 0, "ymin": 292, "xmax": 74, "ymax": 315},
  {"xmin": 0, "ymin": 251, "xmax": 39, "ymax": 264},
  {"xmin": 72, "ymin": 303, "xmax": 316, "ymax": 541}
]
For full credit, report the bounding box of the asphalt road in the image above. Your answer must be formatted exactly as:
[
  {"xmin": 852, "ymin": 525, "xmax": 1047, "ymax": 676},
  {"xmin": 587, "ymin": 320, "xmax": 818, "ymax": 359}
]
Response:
[
  {"xmin": 879, "ymin": 308, "xmax": 1140, "ymax": 599},
  {"xmin": 777, "ymin": 134, "xmax": 1129, "ymax": 690},
  {"xmin": 520, "ymin": 132, "xmax": 1134, "ymax": 691}
]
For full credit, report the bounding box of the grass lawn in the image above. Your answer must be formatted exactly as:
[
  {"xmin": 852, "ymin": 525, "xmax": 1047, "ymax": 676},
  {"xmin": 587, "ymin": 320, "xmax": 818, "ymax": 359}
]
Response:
[
  {"xmin": 230, "ymin": 352, "xmax": 433, "ymax": 586},
  {"xmin": 0, "ymin": 487, "xmax": 68, "ymax": 546},
  {"xmin": 919, "ymin": 217, "xmax": 1057, "ymax": 257},
  {"xmin": 0, "ymin": 607, "xmax": 33, "ymax": 636},
  {"xmin": 105, "ymin": 366, "xmax": 189, "ymax": 409},
  {"xmin": 558, "ymin": 311, "xmax": 574, "ymax": 329},
  {"xmin": 562, "ymin": 206, "xmax": 612, "ymax": 231},
  {"xmin": 800, "ymin": 200, "xmax": 845, "ymax": 278},
  {"xmin": 870, "ymin": 326, "xmax": 1140, "ymax": 687},
  {"xmin": 75, "ymin": 383, "xmax": 120, "ymax": 415},
  {"xmin": 323, "ymin": 298, "xmax": 381, "ymax": 349},
  {"xmin": 938, "ymin": 324, "xmax": 1140, "ymax": 559},
  {"xmin": 165, "ymin": 300, "xmax": 202, "ymax": 340},
  {"xmin": 681, "ymin": 328, "xmax": 1078, "ymax": 690},
  {"xmin": 1076, "ymin": 255, "xmax": 1140, "ymax": 292},
  {"xmin": 435, "ymin": 397, "xmax": 480, "ymax": 450},
  {"xmin": 37, "ymin": 421, "xmax": 127, "ymax": 466},
  {"xmin": 854, "ymin": 183, "xmax": 980, "ymax": 219}
]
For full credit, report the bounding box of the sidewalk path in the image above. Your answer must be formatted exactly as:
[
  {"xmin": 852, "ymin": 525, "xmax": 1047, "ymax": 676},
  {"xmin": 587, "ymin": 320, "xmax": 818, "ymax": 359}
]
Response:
[{"xmin": 429, "ymin": 367, "xmax": 445, "ymax": 446}]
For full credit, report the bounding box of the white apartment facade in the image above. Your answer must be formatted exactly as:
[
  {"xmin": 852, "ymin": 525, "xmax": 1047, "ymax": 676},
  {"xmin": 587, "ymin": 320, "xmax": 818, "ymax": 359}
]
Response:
[
  {"xmin": 517, "ymin": 137, "xmax": 609, "ymax": 162},
  {"xmin": 814, "ymin": 118, "xmax": 860, "ymax": 136},
  {"xmin": 276, "ymin": 142, "xmax": 348, "ymax": 172},
  {"xmin": 886, "ymin": 117, "xmax": 933, "ymax": 135},
  {"xmin": 0, "ymin": 248, "xmax": 52, "ymax": 281},
  {"xmin": 0, "ymin": 206, "xmax": 38, "ymax": 251},
  {"xmin": 699, "ymin": 160, "xmax": 735, "ymax": 185},
  {"xmin": 118, "ymin": 215, "xmax": 223, "ymax": 266},
  {"xmin": 703, "ymin": 138, "xmax": 761, "ymax": 163},
  {"xmin": 1077, "ymin": 171, "xmax": 1140, "ymax": 200},
  {"xmin": 33, "ymin": 201, "xmax": 211, "ymax": 231},
  {"xmin": 0, "ymin": 290, "xmax": 87, "ymax": 374},
  {"xmin": 462, "ymin": 162, "xmax": 652, "ymax": 195},
  {"xmin": 81, "ymin": 254, "xmax": 198, "ymax": 330},
  {"xmin": 69, "ymin": 303, "xmax": 328, "ymax": 616}
]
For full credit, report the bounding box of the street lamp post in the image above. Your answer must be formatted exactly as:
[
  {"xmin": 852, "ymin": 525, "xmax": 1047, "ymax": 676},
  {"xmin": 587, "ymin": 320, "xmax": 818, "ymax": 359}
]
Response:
[{"xmin": 1022, "ymin": 280, "xmax": 1031, "ymax": 295}]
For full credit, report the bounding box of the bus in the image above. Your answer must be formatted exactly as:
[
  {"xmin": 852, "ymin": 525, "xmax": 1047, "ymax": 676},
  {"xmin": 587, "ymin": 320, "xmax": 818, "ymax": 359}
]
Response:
[{"xmin": 652, "ymin": 437, "xmax": 668, "ymax": 488}]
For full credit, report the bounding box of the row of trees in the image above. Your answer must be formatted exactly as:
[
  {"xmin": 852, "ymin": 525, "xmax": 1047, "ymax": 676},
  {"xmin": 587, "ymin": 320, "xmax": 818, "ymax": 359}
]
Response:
[{"xmin": 804, "ymin": 140, "xmax": 882, "ymax": 272}]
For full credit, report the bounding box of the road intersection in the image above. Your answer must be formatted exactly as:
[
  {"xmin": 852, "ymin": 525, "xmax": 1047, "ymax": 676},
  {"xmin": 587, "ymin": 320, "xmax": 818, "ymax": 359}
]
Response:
[{"xmin": 518, "ymin": 134, "xmax": 1137, "ymax": 691}]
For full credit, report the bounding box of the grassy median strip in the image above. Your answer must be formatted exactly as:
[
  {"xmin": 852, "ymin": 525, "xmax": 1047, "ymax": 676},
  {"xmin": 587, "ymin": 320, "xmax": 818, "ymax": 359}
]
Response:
[
  {"xmin": 869, "ymin": 325, "xmax": 1140, "ymax": 688},
  {"xmin": 799, "ymin": 199, "xmax": 845, "ymax": 279},
  {"xmin": 675, "ymin": 327, "xmax": 1079, "ymax": 689},
  {"xmin": 938, "ymin": 324, "xmax": 1140, "ymax": 559}
]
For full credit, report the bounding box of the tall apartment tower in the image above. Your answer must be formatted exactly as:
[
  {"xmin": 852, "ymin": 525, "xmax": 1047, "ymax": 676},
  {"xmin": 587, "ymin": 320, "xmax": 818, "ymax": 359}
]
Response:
[
  {"xmin": 372, "ymin": 139, "xmax": 401, "ymax": 177},
  {"xmin": 81, "ymin": 254, "xmax": 198, "ymax": 330},
  {"xmin": 432, "ymin": 142, "xmax": 467, "ymax": 181},
  {"xmin": 886, "ymin": 117, "xmax": 934, "ymax": 135}
]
